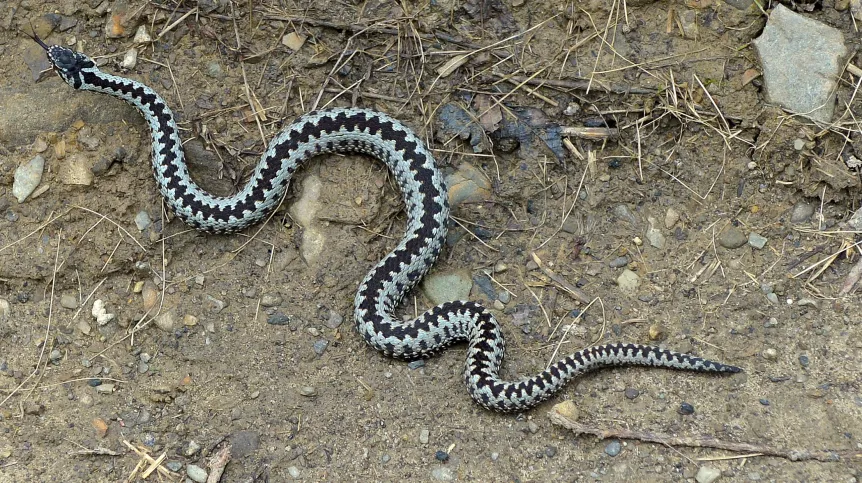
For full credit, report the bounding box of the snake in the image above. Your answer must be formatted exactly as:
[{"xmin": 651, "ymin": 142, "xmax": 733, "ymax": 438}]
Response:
[{"xmin": 32, "ymin": 34, "xmax": 741, "ymax": 412}]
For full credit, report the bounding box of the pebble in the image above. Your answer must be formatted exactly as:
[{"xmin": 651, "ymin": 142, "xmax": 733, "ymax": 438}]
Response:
[
  {"xmin": 759, "ymin": 398, "xmax": 770, "ymax": 406},
  {"xmin": 490, "ymin": 452, "xmax": 500, "ymax": 461},
  {"xmin": 325, "ymin": 311, "xmax": 343, "ymax": 328},
  {"xmin": 299, "ymin": 386, "xmax": 317, "ymax": 397},
  {"xmin": 748, "ymin": 232, "xmax": 768, "ymax": 249},
  {"xmin": 762, "ymin": 348, "xmax": 778, "ymax": 361},
  {"xmin": 609, "ymin": 256, "xmax": 629, "ymax": 268},
  {"xmin": 604, "ymin": 440, "xmax": 622, "ymax": 456},
  {"xmin": 445, "ymin": 162, "xmax": 492, "ymax": 207},
  {"xmin": 49, "ymin": 349, "xmax": 62, "ymax": 363},
  {"xmin": 718, "ymin": 226, "xmax": 747, "ymax": 249},
  {"xmin": 121, "ymin": 48, "xmax": 138, "ymax": 69},
  {"xmin": 267, "ymin": 313, "xmax": 290, "ymax": 326},
  {"xmin": 527, "ymin": 421, "xmax": 539, "ymax": 434},
  {"xmin": 766, "ymin": 293, "xmax": 779, "ymax": 304},
  {"xmin": 0, "ymin": 299, "xmax": 10, "ymax": 321},
  {"xmin": 624, "ymin": 388, "xmax": 640, "ymax": 399},
  {"xmin": 155, "ymin": 311, "xmax": 175, "ymax": 332},
  {"xmin": 185, "ymin": 440, "xmax": 201, "ymax": 456},
  {"xmin": 12, "ymin": 155, "xmax": 45, "ymax": 202},
  {"xmin": 380, "ymin": 454, "xmax": 391, "ymax": 463},
  {"xmin": 493, "ymin": 300, "xmax": 505, "ymax": 310},
  {"xmin": 261, "ymin": 294, "xmax": 282, "ymax": 307},
  {"xmin": 194, "ymin": 275, "xmax": 205, "ymax": 286},
  {"xmin": 206, "ymin": 61, "xmax": 224, "ymax": 78},
  {"xmin": 645, "ymin": 217, "xmax": 665, "ymax": 249},
  {"xmin": 186, "ymin": 464, "xmax": 207, "ymax": 483},
  {"xmin": 544, "ymin": 446, "xmax": 557, "ymax": 458},
  {"xmin": 420, "ymin": 429, "xmax": 430, "ymax": 444},
  {"xmin": 313, "ymin": 339, "xmax": 329, "ymax": 355},
  {"xmin": 615, "ymin": 269, "xmax": 640, "ymax": 295},
  {"xmin": 133, "ymin": 25, "xmax": 151, "ymax": 43},
  {"xmin": 790, "ymin": 201, "xmax": 815, "ymax": 223},
  {"xmin": 493, "ymin": 262, "xmax": 508, "ymax": 273},
  {"xmin": 678, "ymin": 402, "xmax": 695, "ymax": 415},
  {"xmin": 407, "ymin": 360, "xmax": 425, "ymax": 370},
  {"xmin": 421, "ymin": 270, "xmax": 473, "ymax": 305},
  {"xmin": 553, "ymin": 400, "xmax": 579, "ymax": 420},
  {"xmin": 183, "ymin": 314, "xmax": 198, "ymax": 326},
  {"xmin": 288, "ymin": 466, "xmax": 300, "ymax": 478},
  {"xmin": 60, "ymin": 154, "xmax": 94, "ymax": 185},
  {"xmin": 135, "ymin": 211, "xmax": 152, "ymax": 231},
  {"xmin": 431, "ymin": 467, "xmax": 454, "ymax": 481},
  {"xmin": 434, "ymin": 450, "xmax": 449, "ymax": 462},
  {"xmin": 612, "ymin": 204, "xmax": 639, "ymax": 225},
  {"xmin": 165, "ymin": 462, "xmax": 182, "ymax": 472},
  {"xmin": 648, "ymin": 324, "xmax": 664, "ymax": 340},
  {"xmin": 142, "ymin": 282, "xmax": 159, "ymax": 310},
  {"xmin": 95, "ymin": 383, "xmax": 114, "ymax": 394},
  {"xmin": 752, "ymin": 5, "xmax": 847, "ymax": 123},
  {"xmin": 799, "ymin": 355, "xmax": 810, "ymax": 367},
  {"xmin": 60, "ymin": 294, "xmax": 78, "ymax": 309},
  {"xmin": 665, "ymin": 207, "xmax": 680, "ymax": 228},
  {"xmin": 91, "ymin": 299, "xmax": 115, "ymax": 325},
  {"xmin": 696, "ymin": 465, "xmax": 722, "ymax": 483},
  {"xmin": 797, "ymin": 298, "xmax": 819, "ymax": 309},
  {"xmin": 498, "ymin": 292, "xmax": 511, "ymax": 304},
  {"xmin": 205, "ymin": 295, "xmax": 227, "ymax": 313}
]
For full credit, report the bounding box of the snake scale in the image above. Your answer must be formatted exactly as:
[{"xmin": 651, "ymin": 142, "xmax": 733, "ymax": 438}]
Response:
[{"xmin": 32, "ymin": 34, "xmax": 740, "ymax": 412}]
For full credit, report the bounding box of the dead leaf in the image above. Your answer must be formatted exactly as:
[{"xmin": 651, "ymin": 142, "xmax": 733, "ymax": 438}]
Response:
[
  {"xmin": 741, "ymin": 68, "xmax": 761, "ymax": 87},
  {"xmin": 473, "ymin": 95, "xmax": 502, "ymax": 132}
]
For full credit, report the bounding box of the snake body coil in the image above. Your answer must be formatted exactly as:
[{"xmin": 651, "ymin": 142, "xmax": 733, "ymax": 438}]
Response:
[{"xmin": 35, "ymin": 37, "xmax": 740, "ymax": 412}]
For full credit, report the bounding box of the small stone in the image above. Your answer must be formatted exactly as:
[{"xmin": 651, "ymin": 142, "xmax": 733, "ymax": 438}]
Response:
[
  {"xmin": 267, "ymin": 313, "xmax": 290, "ymax": 325},
  {"xmin": 205, "ymin": 295, "xmax": 226, "ymax": 313},
  {"xmin": 32, "ymin": 138, "xmax": 48, "ymax": 153},
  {"xmin": 49, "ymin": 349, "xmax": 62, "ymax": 363},
  {"xmin": 762, "ymin": 348, "xmax": 779, "ymax": 361},
  {"xmin": 799, "ymin": 355, "xmax": 810, "ymax": 367},
  {"xmin": 696, "ymin": 465, "xmax": 722, "ymax": 483},
  {"xmin": 718, "ymin": 226, "xmax": 747, "ymax": 249},
  {"xmin": 184, "ymin": 440, "xmax": 201, "ymax": 456},
  {"xmin": 435, "ymin": 450, "xmax": 450, "ymax": 462},
  {"xmin": 605, "ymin": 440, "xmax": 622, "ymax": 456},
  {"xmin": 490, "ymin": 452, "xmax": 500, "ymax": 461},
  {"xmin": 421, "ymin": 270, "xmax": 473, "ymax": 305},
  {"xmin": 431, "ymin": 467, "xmax": 454, "ymax": 481},
  {"xmin": 380, "ymin": 454, "xmax": 391, "ymax": 463},
  {"xmin": 613, "ymin": 204, "xmax": 639, "ymax": 225},
  {"xmin": 645, "ymin": 217, "xmax": 665, "ymax": 249},
  {"xmin": 121, "ymin": 48, "xmax": 138, "ymax": 69},
  {"xmin": 91, "ymin": 299, "xmax": 115, "ymax": 325},
  {"xmin": 60, "ymin": 294, "xmax": 78, "ymax": 309},
  {"xmin": 282, "ymin": 32, "xmax": 307, "ymax": 51},
  {"xmin": 288, "ymin": 466, "xmax": 300, "ymax": 478},
  {"xmin": 791, "ymin": 202, "xmax": 815, "ymax": 223},
  {"xmin": 648, "ymin": 324, "xmax": 664, "ymax": 341},
  {"xmin": 206, "ymin": 62, "xmax": 224, "ymax": 78},
  {"xmin": 664, "ymin": 207, "xmax": 680, "ymax": 228},
  {"xmin": 261, "ymin": 294, "xmax": 282, "ymax": 307},
  {"xmin": 493, "ymin": 300, "xmax": 505, "ymax": 310},
  {"xmin": 748, "ymin": 232, "xmax": 768, "ymax": 249},
  {"xmin": 624, "ymin": 388, "xmax": 640, "ymax": 399},
  {"xmin": 527, "ymin": 421, "xmax": 539, "ymax": 434},
  {"xmin": 140, "ymin": 352, "xmax": 151, "ymax": 363},
  {"xmin": 797, "ymin": 298, "xmax": 820, "ymax": 309},
  {"xmin": 154, "ymin": 311, "xmax": 175, "ymax": 332},
  {"xmin": 0, "ymin": 299, "xmax": 10, "ymax": 321},
  {"xmin": 95, "ymin": 383, "xmax": 115, "ymax": 394},
  {"xmin": 12, "ymin": 155, "xmax": 45, "ymax": 203},
  {"xmin": 92, "ymin": 418, "xmax": 108, "ymax": 438},
  {"xmin": 408, "ymin": 360, "xmax": 425, "ymax": 370},
  {"xmin": 312, "ymin": 339, "xmax": 329, "ymax": 355},
  {"xmin": 419, "ymin": 429, "xmax": 430, "ymax": 444},
  {"xmin": 165, "ymin": 462, "xmax": 182, "ymax": 472},
  {"xmin": 759, "ymin": 398, "xmax": 770, "ymax": 406},
  {"xmin": 325, "ymin": 312, "xmax": 343, "ymax": 328},
  {"xmin": 493, "ymin": 261, "xmax": 508, "ymax": 273},
  {"xmin": 135, "ymin": 211, "xmax": 152, "ymax": 231},
  {"xmin": 766, "ymin": 293, "xmax": 779, "ymax": 304},
  {"xmin": 186, "ymin": 464, "xmax": 207, "ymax": 483},
  {"xmin": 194, "ymin": 275, "xmax": 205, "ymax": 286},
  {"xmin": 183, "ymin": 314, "xmax": 198, "ymax": 326},
  {"xmin": 552, "ymin": 400, "xmax": 579, "ymax": 420},
  {"xmin": 615, "ymin": 269, "xmax": 640, "ymax": 295},
  {"xmin": 141, "ymin": 281, "xmax": 159, "ymax": 310},
  {"xmin": 609, "ymin": 256, "xmax": 629, "ymax": 268},
  {"xmin": 77, "ymin": 319, "xmax": 92, "ymax": 335},
  {"xmin": 133, "ymin": 25, "xmax": 151, "ymax": 43},
  {"xmin": 445, "ymin": 162, "xmax": 492, "ymax": 207},
  {"xmin": 544, "ymin": 446, "xmax": 557, "ymax": 458},
  {"xmin": 299, "ymin": 386, "xmax": 317, "ymax": 397},
  {"xmin": 678, "ymin": 402, "xmax": 695, "ymax": 415},
  {"xmin": 137, "ymin": 361, "xmax": 148, "ymax": 373}
]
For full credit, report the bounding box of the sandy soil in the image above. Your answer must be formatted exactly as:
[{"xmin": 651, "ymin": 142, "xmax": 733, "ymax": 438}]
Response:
[{"xmin": 1, "ymin": 0, "xmax": 861, "ymax": 481}]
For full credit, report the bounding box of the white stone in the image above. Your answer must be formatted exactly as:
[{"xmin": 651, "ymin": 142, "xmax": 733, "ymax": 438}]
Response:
[{"xmin": 12, "ymin": 155, "xmax": 45, "ymax": 202}]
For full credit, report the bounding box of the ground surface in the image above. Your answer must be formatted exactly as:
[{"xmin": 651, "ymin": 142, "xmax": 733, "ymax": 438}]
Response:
[{"xmin": 1, "ymin": 0, "xmax": 861, "ymax": 482}]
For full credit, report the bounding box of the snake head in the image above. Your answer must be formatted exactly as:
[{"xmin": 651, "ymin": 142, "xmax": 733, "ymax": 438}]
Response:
[{"xmin": 29, "ymin": 31, "xmax": 95, "ymax": 89}]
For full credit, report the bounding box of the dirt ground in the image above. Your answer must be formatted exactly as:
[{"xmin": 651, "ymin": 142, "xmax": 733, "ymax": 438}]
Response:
[{"xmin": 1, "ymin": 0, "xmax": 861, "ymax": 481}]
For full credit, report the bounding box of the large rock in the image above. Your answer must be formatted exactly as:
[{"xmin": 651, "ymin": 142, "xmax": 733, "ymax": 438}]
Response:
[{"xmin": 752, "ymin": 5, "xmax": 848, "ymax": 123}]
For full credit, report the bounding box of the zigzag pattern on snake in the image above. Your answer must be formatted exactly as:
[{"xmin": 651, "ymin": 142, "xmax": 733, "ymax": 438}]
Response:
[{"xmin": 32, "ymin": 34, "xmax": 741, "ymax": 412}]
